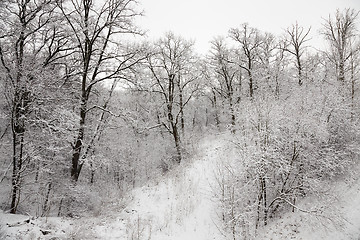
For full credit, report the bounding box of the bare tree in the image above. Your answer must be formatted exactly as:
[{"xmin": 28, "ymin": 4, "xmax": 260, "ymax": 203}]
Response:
[
  {"xmin": 349, "ymin": 41, "xmax": 360, "ymax": 120},
  {"xmin": 322, "ymin": 8, "xmax": 359, "ymax": 82},
  {"xmin": 56, "ymin": 0, "xmax": 145, "ymax": 181},
  {"xmin": 145, "ymin": 32, "xmax": 199, "ymax": 163},
  {"xmin": 273, "ymin": 41, "xmax": 288, "ymax": 97},
  {"xmin": 84, "ymin": 79, "xmax": 119, "ymax": 184},
  {"xmin": 208, "ymin": 37, "xmax": 239, "ymax": 131},
  {"xmin": 0, "ymin": 0, "xmax": 73, "ymax": 214},
  {"xmin": 283, "ymin": 22, "xmax": 311, "ymax": 86},
  {"xmin": 229, "ymin": 24, "xmax": 263, "ymax": 99},
  {"xmin": 257, "ymin": 32, "xmax": 285, "ymax": 95}
]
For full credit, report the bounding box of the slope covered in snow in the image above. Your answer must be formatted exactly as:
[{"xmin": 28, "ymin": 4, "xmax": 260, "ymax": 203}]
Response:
[
  {"xmin": 257, "ymin": 169, "xmax": 360, "ymax": 240},
  {"xmin": 1, "ymin": 133, "xmax": 360, "ymax": 239},
  {"xmin": 0, "ymin": 133, "xmax": 230, "ymax": 240},
  {"xmin": 121, "ymin": 133, "xmax": 231, "ymax": 240}
]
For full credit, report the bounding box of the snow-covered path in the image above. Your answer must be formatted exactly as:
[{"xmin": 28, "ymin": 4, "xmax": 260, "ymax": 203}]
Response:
[
  {"xmin": 0, "ymin": 134, "xmax": 231, "ymax": 240},
  {"xmin": 121, "ymin": 134, "xmax": 230, "ymax": 240}
]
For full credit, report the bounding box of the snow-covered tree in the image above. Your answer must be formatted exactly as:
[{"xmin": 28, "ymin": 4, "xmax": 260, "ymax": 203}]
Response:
[
  {"xmin": 142, "ymin": 32, "xmax": 200, "ymax": 163},
  {"xmin": 56, "ymin": 0, "xmax": 145, "ymax": 181},
  {"xmin": 0, "ymin": 0, "xmax": 77, "ymax": 214}
]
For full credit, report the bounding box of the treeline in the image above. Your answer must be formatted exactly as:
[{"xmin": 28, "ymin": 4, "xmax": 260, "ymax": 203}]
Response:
[
  {"xmin": 0, "ymin": 0, "xmax": 359, "ymax": 229},
  {"xmin": 208, "ymin": 10, "xmax": 360, "ymax": 239}
]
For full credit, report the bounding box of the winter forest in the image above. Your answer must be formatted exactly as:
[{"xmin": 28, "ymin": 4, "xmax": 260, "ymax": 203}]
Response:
[{"xmin": 0, "ymin": 0, "xmax": 360, "ymax": 239}]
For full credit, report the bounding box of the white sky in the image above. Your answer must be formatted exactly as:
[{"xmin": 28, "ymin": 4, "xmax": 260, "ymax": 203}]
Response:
[{"xmin": 137, "ymin": 0, "xmax": 360, "ymax": 54}]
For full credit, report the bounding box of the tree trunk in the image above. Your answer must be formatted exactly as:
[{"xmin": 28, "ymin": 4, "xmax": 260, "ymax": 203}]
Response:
[
  {"xmin": 42, "ymin": 182, "xmax": 52, "ymax": 217},
  {"xmin": 255, "ymin": 184, "xmax": 262, "ymax": 230},
  {"xmin": 10, "ymin": 8, "xmax": 27, "ymax": 214},
  {"xmin": 10, "ymin": 90, "xmax": 26, "ymax": 214},
  {"xmin": 10, "ymin": 129, "xmax": 18, "ymax": 214},
  {"xmin": 172, "ymin": 123, "xmax": 182, "ymax": 163},
  {"xmin": 296, "ymin": 55, "xmax": 303, "ymax": 86},
  {"xmin": 248, "ymin": 70, "xmax": 253, "ymax": 99},
  {"xmin": 90, "ymin": 161, "xmax": 95, "ymax": 184},
  {"xmin": 177, "ymin": 75, "xmax": 185, "ymax": 136},
  {"xmin": 10, "ymin": 133, "xmax": 24, "ymax": 214},
  {"xmin": 338, "ymin": 55, "xmax": 345, "ymax": 82},
  {"xmin": 263, "ymin": 177, "xmax": 268, "ymax": 226},
  {"xmin": 212, "ymin": 90, "xmax": 220, "ymax": 129},
  {"xmin": 167, "ymin": 74, "xmax": 182, "ymax": 163},
  {"xmin": 229, "ymin": 95, "xmax": 236, "ymax": 133},
  {"xmin": 71, "ymin": 97, "xmax": 87, "ymax": 182}
]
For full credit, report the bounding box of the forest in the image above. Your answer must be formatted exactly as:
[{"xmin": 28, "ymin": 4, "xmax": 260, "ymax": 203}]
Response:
[{"xmin": 0, "ymin": 0, "xmax": 360, "ymax": 239}]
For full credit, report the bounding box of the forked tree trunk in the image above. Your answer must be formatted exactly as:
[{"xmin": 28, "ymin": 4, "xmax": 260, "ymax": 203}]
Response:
[{"xmin": 167, "ymin": 74, "xmax": 182, "ymax": 163}]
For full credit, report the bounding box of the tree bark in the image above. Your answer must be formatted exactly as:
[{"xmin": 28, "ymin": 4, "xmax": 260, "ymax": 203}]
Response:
[
  {"xmin": 177, "ymin": 75, "xmax": 185, "ymax": 136},
  {"xmin": 263, "ymin": 177, "xmax": 268, "ymax": 226},
  {"xmin": 172, "ymin": 124, "xmax": 182, "ymax": 163},
  {"xmin": 71, "ymin": 96, "xmax": 87, "ymax": 182}
]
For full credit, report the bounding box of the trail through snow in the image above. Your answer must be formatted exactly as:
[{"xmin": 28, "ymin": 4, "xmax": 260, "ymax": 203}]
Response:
[
  {"xmin": 121, "ymin": 133, "xmax": 230, "ymax": 240},
  {"xmin": 0, "ymin": 134, "xmax": 230, "ymax": 240}
]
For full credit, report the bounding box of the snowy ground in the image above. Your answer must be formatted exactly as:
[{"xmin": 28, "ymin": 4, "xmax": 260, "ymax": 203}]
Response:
[
  {"xmin": 1, "ymin": 133, "xmax": 360, "ymax": 239},
  {"xmin": 258, "ymin": 169, "xmax": 360, "ymax": 240},
  {"xmin": 121, "ymin": 133, "xmax": 230, "ymax": 240},
  {"xmin": 0, "ymin": 133, "xmax": 229, "ymax": 240}
]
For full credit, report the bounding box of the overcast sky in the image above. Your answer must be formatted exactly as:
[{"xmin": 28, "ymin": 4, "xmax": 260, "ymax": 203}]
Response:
[{"xmin": 137, "ymin": 0, "xmax": 360, "ymax": 54}]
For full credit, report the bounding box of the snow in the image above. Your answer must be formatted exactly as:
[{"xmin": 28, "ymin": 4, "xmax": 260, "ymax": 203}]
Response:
[
  {"xmin": 1, "ymin": 133, "xmax": 360, "ymax": 240},
  {"xmin": 121, "ymin": 133, "xmax": 229, "ymax": 240},
  {"xmin": 0, "ymin": 133, "xmax": 229, "ymax": 240},
  {"xmin": 258, "ymin": 167, "xmax": 360, "ymax": 240},
  {"xmin": 0, "ymin": 212, "xmax": 74, "ymax": 239}
]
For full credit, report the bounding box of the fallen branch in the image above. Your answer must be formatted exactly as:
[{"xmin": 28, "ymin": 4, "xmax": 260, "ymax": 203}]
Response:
[
  {"xmin": 282, "ymin": 198, "xmax": 318, "ymax": 214},
  {"xmin": 7, "ymin": 218, "xmax": 30, "ymax": 227}
]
